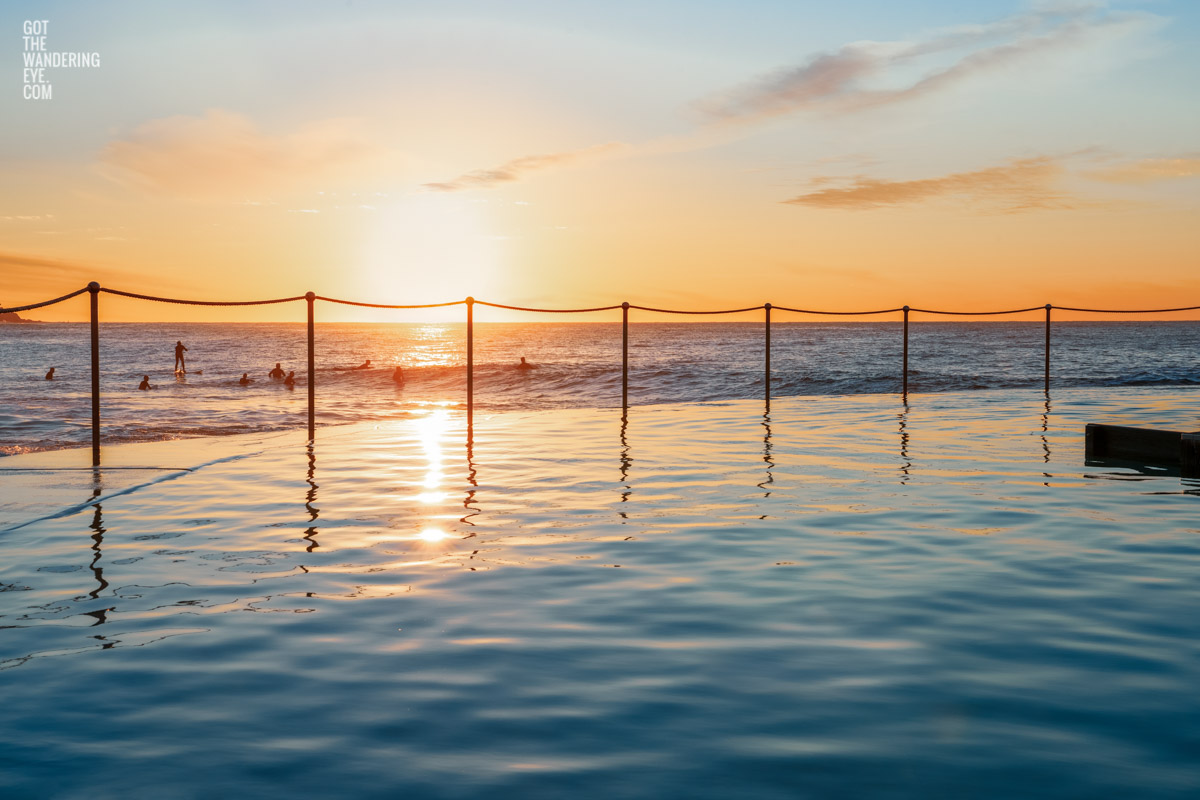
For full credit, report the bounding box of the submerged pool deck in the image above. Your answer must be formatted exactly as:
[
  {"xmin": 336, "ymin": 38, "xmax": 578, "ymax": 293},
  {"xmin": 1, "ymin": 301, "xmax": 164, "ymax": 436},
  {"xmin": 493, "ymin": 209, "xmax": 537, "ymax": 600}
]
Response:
[{"xmin": 2, "ymin": 388, "xmax": 1198, "ymax": 799}]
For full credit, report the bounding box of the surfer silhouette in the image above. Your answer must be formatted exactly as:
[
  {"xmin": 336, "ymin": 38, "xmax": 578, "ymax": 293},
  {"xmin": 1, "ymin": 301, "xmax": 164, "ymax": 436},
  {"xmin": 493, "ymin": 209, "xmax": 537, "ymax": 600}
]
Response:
[
  {"xmin": 269, "ymin": 363, "xmax": 285, "ymax": 379},
  {"xmin": 354, "ymin": 359, "xmax": 372, "ymax": 370},
  {"xmin": 174, "ymin": 341, "xmax": 188, "ymax": 373},
  {"xmin": 45, "ymin": 367, "xmax": 55, "ymax": 380},
  {"xmin": 516, "ymin": 357, "xmax": 535, "ymax": 370},
  {"xmin": 284, "ymin": 371, "xmax": 296, "ymax": 387},
  {"xmin": 239, "ymin": 373, "xmax": 252, "ymax": 385},
  {"xmin": 392, "ymin": 365, "xmax": 404, "ymax": 384},
  {"xmin": 138, "ymin": 375, "xmax": 153, "ymax": 391}
]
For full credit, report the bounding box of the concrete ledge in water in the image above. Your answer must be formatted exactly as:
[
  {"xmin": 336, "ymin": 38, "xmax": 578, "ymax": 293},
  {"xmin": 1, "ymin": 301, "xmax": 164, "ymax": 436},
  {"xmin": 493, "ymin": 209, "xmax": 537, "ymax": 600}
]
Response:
[{"xmin": 1086, "ymin": 423, "xmax": 1200, "ymax": 477}]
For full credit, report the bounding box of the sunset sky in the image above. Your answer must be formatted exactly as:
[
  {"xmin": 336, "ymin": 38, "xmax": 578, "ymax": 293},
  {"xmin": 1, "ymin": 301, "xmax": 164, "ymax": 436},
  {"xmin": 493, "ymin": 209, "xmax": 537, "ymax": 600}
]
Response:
[{"xmin": 2, "ymin": 0, "xmax": 1198, "ymax": 321}]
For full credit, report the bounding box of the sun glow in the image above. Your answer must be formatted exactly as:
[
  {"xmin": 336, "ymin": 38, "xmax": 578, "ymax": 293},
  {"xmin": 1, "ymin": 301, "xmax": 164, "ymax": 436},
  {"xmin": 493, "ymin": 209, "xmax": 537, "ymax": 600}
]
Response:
[{"xmin": 358, "ymin": 194, "xmax": 503, "ymax": 310}]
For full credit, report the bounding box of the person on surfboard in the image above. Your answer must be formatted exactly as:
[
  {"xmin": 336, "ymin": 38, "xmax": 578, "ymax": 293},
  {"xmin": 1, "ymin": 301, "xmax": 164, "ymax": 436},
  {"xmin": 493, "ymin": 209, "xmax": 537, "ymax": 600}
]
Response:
[{"xmin": 174, "ymin": 341, "xmax": 188, "ymax": 373}]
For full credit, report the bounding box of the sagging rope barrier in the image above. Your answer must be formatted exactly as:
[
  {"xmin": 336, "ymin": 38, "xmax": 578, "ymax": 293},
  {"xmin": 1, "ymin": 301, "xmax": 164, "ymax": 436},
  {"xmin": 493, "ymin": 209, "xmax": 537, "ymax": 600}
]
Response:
[
  {"xmin": 8, "ymin": 288, "xmax": 1200, "ymax": 316},
  {"xmin": 315, "ymin": 295, "xmax": 465, "ymax": 310},
  {"xmin": 98, "ymin": 287, "xmax": 306, "ymax": 306},
  {"xmin": 3, "ymin": 283, "xmax": 1199, "ymax": 466},
  {"xmin": 0, "ymin": 286, "xmax": 90, "ymax": 314}
]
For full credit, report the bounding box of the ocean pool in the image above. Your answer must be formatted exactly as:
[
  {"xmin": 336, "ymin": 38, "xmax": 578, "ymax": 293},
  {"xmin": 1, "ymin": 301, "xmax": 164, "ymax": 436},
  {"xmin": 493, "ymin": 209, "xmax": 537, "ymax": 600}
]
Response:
[{"xmin": 2, "ymin": 388, "xmax": 1199, "ymax": 798}]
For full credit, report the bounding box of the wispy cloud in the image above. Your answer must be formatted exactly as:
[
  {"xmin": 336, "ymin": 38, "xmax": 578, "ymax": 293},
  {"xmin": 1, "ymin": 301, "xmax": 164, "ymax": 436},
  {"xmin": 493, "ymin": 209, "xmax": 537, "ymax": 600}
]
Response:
[
  {"xmin": 423, "ymin": 143, "xmax": 626, "ymax": 192},
  {"xmin": 420, "ymin": 5, "xmax": 1156, "ymax": 193},
  {"xmin": 697, "ymin": 4, "xmax": 1156, "ymax": 123},
  {"xmin": 0, "ymin": 214, "xmax": 56, "ymax": 222},
  {"xmin": 784, "ymin": 157, "xmax": 1076, "ymax": 212},
  {"xmin": 0, "ymin": 251, "xmax": 156, "ymax": 287},
  {"xmin": 1086, "ymin": 156, "xmax": 1200, "ymax": 184},
  {"xmin": 99, "ymin": 110, "xmax": 388, "ymax": 199}
]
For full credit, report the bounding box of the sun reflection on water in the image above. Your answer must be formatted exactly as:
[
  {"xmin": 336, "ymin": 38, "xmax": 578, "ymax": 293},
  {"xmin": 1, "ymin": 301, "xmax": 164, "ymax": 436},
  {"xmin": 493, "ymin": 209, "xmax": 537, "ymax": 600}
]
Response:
[
  {"xmin": 411, "ymin": 408, "xmax": 456, "ymax": 541},
  {"xmin": 414, "ymin": 408, "xmax": 448, "ymax": 491},
  {"xmin": 402, "ymin": 326, "xmax": 461, "ymax": 368},
  {"xmin": 418, "ymin": 527, "xmax": 451, "ymax": 543}
]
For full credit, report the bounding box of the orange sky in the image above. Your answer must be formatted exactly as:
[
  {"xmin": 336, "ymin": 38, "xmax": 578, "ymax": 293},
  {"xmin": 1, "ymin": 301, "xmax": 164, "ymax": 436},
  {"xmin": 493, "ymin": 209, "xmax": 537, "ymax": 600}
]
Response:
[{"xmin": 2, "ymin": 2, "xmax": 1198, "ymax": 322}]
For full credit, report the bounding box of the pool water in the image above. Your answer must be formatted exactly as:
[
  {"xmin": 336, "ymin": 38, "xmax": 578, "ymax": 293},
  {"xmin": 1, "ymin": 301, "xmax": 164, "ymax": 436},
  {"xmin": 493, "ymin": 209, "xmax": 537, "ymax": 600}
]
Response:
[{"xmin": 1, "ymin": 388, "xmax": 1199, "ymax": 799}]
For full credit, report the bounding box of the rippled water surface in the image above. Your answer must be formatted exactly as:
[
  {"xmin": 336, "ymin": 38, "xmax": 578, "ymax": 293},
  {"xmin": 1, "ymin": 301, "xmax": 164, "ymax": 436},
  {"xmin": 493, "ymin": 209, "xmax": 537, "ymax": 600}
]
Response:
[{"xmin": 2, "ymin": 388, "xmax": 1199, "ymax": 798}]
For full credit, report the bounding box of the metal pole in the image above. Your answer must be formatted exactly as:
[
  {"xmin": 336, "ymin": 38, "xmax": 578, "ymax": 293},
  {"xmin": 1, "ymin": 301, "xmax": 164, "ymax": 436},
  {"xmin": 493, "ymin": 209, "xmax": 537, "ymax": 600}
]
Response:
[
  {"xmin": 89, "ymin": 282, "xmax": 100, "ymax": 467},
  {"xmin": 621, "ymin": 302, "xmax": 629, "ymax": 411},
  {"xmin": 1044, "ymin": 303, "xmax": 1051, "ymax": 394},
  {"xmin": 466, "ymin": 296, "xmax": 474, "ymax": 423},
  {"xmin": 764, "ymin": 303, "xmax": 771, "ymax": 408},
  {"xmin": 306, "ymin": 291, "xmax": 315, "ymax": 440},
  {"xmin": 902, "ymin": 305, "xmax": 909, "ymax": 398}
]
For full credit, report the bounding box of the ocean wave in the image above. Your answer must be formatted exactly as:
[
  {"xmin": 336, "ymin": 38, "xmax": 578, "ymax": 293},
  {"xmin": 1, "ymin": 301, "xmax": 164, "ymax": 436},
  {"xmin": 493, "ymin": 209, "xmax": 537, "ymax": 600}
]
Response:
[{"xmin": 4, "ymin": 321, "xmax": 1200, "ymax": 454}]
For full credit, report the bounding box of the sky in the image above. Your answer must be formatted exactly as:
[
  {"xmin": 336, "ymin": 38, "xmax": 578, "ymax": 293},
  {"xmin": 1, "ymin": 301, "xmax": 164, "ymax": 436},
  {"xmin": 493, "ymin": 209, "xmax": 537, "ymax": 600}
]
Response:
[{"xmin": 2, "ymin": 0, "xmax": 1198, "ymax": 322}]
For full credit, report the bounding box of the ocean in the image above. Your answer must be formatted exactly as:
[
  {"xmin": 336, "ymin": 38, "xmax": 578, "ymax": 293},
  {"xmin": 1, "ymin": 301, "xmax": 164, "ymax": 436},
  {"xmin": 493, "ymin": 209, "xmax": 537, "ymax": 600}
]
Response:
[{"xmin": 3, "ymin": 321, "xmax": 1199, "ymax": 455}]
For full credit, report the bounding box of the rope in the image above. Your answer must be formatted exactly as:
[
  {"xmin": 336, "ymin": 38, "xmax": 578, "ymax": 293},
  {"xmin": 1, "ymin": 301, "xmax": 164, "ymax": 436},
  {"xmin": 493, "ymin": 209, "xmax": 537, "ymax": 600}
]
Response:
[
  {"xmin": 908, "ymin": 305, "xmax": 1046, "ymax": 316},
  {"xmin": 315, "ymin": 295, "xmax": 464, "ymax": 309},
  {"xmin": 628, "ymin": 304, "xmax": 765, "ymax": 315},
  {"xmin": 0, "ymin": 287, "xmax": 89, "ymax": 314},
  {"xmin": 101, "ymin": 287, "xmax": 305, "ymax": 306},
  {"xmin": 772, "ymin": 305, "xmax": 903, "ymax": 316},
  {"xmin": 477, "ymin": 301, "xmax": 623, "ymax": 313},
  {"xmin": 8, "ymin": 286, "xmax": 1200, "ymax": 317},
  {"xmin": 1053, "ymin": 304, "xmax": 1200, "ymax": 314}
]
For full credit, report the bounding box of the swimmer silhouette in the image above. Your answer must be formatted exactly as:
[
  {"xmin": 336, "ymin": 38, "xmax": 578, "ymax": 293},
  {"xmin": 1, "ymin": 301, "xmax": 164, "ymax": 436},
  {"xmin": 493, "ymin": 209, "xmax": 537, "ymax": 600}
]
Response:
[
  {"xmin": 354, "ymin": 359, "xmax": 372, "ymax": 370},
  {"xmin": 174, "ymin": 341, "xmax": 188, "ymax": 373},
  {"xmin": 45, "ymin": 367, "xmax": 55, "ymax": 380},
  {"xmin": 284, "ymin": 371, "xmax": 296, "ymax": 387},
  {"xmin": 392, "ymin": 365, "xmax": 404, "ymax": 384},
  {"xmin": 138, "ymin": 375, "xmax": 153, "ymax": 391},
  {"xmin": 239, "ymin": 373, "xmax": 252, "ymax": 385},
  {"xmin": 269, "ymin": 363, "xmax": 285, "ymax": 379},
  {"xmin": 516, "ymin": 357, "xmax": 535, "ymax": 370}
]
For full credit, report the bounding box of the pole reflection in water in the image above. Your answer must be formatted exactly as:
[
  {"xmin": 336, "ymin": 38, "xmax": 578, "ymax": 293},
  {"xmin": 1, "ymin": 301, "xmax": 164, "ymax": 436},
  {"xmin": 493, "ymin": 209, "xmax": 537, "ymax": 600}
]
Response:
[
  {"xmin": 82, "ymin": 469, "xmax": 113, "ymax": 628},
  {"xmin": 897, "ymin": 401, "xmax": 911, "ymax": 485},
  {"xmin": 461, "ymin": 425, "xmax": 480, "ymax": 531},
  {"xmin": 86, "ymin": 472, "xmax": 109, "ymax": 602},
  {"xmin": 757, "ymin": 411, "xmax": 774, "ymax": 501},
  {"xmin": 463, "ymin": 430, "xmax": 480, "ymax": 567},
  {"xmin": 1041, "ymin": 394, "xmax": 1053, "ymax": 486},
  {"xmin": 87, "ymin": 505, "xmax": 109, "ymax": 603},
  {"xmin": 618, "ymin": 412, "xmax": 632, "ymax": 520},
  {"xmin": 302, "ymin": 442, "xmax": 320, "ymax": 552}
]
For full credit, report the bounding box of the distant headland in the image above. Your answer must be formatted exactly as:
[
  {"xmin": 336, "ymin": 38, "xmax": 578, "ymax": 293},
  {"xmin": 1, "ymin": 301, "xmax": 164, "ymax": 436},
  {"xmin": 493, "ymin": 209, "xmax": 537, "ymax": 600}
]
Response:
[{"xmin": 0, "ymin": 302, "xmax": 37, "ymax": 323}]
